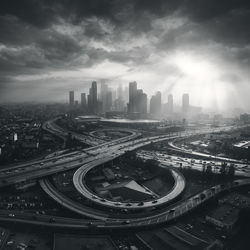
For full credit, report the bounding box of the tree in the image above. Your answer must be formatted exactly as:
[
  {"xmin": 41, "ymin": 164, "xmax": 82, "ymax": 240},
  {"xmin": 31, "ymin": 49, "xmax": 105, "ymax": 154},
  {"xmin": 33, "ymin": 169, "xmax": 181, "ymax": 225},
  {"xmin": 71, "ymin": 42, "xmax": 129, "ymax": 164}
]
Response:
[
  {"xmin": 220, "ymin": 162, "xmax": 227, "ymax": 177},
  {"xmin": 228, "ymin": 164, "xmax": 235, "ymax": 179},
  {"xmin": 206, "ymin": 163, "xmax": 213, "ymax": 174}
]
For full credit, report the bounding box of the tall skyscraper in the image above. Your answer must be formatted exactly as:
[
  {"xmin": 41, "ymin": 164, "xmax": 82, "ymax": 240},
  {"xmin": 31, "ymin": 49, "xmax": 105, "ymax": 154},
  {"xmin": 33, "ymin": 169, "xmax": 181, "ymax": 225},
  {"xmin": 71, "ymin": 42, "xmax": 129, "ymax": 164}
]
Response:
[
  {"xmin": 114, "ymin": 84, "xmax": 124, "ymax": 112},
  {"xmin": 88, "ymin": 81, "xmax": 98, "ymax": 114},
  {"xmin": 150, "ymin": 95, "xmax": 156, "ymax": 114},
  {"xmin": 150, "ymin": 91, "xmax": 162, "ymax": 117},
  {"xmin": 81, "ymin": 93, "xmax": 87, "ymax": 107},
  {"xmin": 134, "ymin": 89, "xmax": 147, "ymax": 115},
  {"xmin": 168, "ymin": 94, "xmax": 173, "ymax": 113},
  {"xmin": 69, "ymin": 91, "xmax": 74, "ymax": 106},
  {"xmin": 123, "ymin": 86, "xmax": 129, "ymax": 104},
  {"xmin": 100, "ymin": 81, "xmax": 108, "ymax": 113},
  {"xmin": 138, "ymin": 92, "xmax": 147, "ymax": 114},
  {"xmin": 128, "ymin": 81, "xmax": 137, "ymax": 113},
  {"xmin": 182, "ymin": 93, "xmax": 189, "ymax": 113},
  {"xmin": 114, "ymin": 98, "xmax": 124, "ymax": 112},
  {"xmin": 127, "ymin": 82, "xmax": 147, "ymax": 117},
  {"xmin": 106, "ymin": 91, "xmax": 113, "ymax": 112},
  {"xmin": 156, "ymin": 91, "xmax": 162, "ymax": 112},
  {"xmin": 117, "ymin": 84, "xmax": 123, "ymax": 100},
  {"xmin": 92, "ymin": 81, "xmax": 97, "ymax": 104}
]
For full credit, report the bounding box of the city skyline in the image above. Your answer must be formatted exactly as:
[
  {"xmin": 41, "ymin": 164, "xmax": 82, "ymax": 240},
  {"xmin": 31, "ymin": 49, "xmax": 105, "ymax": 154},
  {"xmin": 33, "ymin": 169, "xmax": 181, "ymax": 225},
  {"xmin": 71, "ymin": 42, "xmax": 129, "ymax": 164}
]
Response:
[{"xmin": 67, "ymin": 81, "xmax": 198, "ymax": 117}]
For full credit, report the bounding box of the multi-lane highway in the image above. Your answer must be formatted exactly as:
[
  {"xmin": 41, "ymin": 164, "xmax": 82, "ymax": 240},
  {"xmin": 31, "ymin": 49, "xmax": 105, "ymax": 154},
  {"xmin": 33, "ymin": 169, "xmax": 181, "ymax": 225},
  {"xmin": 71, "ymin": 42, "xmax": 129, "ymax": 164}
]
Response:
[
  {"xmin": 0, "ymin": 133, "xmax": 172, "ymax": 187},
  {"xmin": 43, "ymin": 118, "xmax": 106, "ymax": 146},
  {"xmin": 0, "ymin": 119, "xmax": 142, "ymax": 187},
  {"xmin": 0, "ymin": 178, "xmax": 249, "ymax": 230},
  {"xmin": 0, "ymin": 119, "xmax": 249, "ymax": 230},
  {"xmin": 73, "ymin": 158, "xmax": 185, "ymax": 210},
  {"xmin": 137, "ymin": 150, "xmax": 250, "ymax": 178},
  {"xmin": 168, "ymin": 139, "xmax": 244, "ymax": 163},
  {"xmin": 0, "ymin": 123, "xmax": 247, "ymax": 189}
]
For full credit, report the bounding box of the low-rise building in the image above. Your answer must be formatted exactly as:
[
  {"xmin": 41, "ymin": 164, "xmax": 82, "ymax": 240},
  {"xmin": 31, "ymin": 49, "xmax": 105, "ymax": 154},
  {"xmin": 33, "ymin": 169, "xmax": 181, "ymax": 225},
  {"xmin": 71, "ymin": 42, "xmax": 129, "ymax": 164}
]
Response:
[{"xmin": 206, "ymin": 204, "xmax": 240, "ymax": 232}]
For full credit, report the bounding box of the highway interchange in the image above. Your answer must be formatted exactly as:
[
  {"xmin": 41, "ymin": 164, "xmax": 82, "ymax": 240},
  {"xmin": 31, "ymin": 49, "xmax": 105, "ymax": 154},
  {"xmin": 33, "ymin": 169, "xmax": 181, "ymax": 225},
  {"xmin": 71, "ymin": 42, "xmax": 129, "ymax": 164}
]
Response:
[{"xmin": 0, "ymin": 118, "xmax": 249, "ymax": 230}]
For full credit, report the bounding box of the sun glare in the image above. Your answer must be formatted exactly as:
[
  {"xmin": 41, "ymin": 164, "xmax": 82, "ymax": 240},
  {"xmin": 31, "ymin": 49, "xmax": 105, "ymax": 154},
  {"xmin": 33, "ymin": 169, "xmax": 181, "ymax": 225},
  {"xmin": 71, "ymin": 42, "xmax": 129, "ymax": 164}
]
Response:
[{"xmin": 165, "ymin": 53, "xmax": 233, "ymax": 110}]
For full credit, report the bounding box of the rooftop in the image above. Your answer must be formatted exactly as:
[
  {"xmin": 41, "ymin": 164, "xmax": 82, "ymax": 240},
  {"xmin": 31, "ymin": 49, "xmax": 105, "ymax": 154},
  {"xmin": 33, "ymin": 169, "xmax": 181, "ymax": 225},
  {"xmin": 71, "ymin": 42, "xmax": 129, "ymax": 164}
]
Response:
[
  {"xmin": 101, "ymin": 118, "xmax": 160, "ymax": 124},
  {"xmin": 207, "ymin": 204, "xmax": 239, "ymax": 226}
]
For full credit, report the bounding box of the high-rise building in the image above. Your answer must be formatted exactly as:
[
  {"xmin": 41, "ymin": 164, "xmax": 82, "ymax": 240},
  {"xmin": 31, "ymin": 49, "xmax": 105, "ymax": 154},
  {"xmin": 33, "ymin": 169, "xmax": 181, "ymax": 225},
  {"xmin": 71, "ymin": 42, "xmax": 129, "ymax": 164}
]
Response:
[
  {"xmin": 81, "ymin": 93, "xmax": 87, "ymax": 112},
  {"xmin": 81, "ymin": 93, "xmax": 86, "ymax": 106},
  {"xmin": 117, "ymin": 84, "xmax": 123, "ymax": 100},
  {"xmin": 92, "ymin": 81, "xmax": 97, "ymax": 104},
  {"xmin": 114, "ymin": 98, "xmax": 124, "ymax": 112},
  {"xmin": 114, "ymin": 85, "xmax": 124, "ymax": 112},
  {"xmin": 167, "ymin": 94, "xmax": 173, "ymax": 113},
  {"xmin": 128, "ymin": 81, "xmax": 137, "ymax": 113},
  {"xmin": 127, "ymin": 82, "xmax": 147, "ymax": 117},
  {"xmin": 150, "ymin": 91, "xmax": 161, "ymax": 117},
  {"xmin": 100, "ymin": 81, "xmax": 108, "ymax": 113},
  {"xmin": 138, "ymin": 92, "xmax": 147, "ymax": 114},
  {"xmin": 88, "ymin": 81, "xmax": 98, "ymax": 114},
  {"xmin": 134, "ymin": 89, "xmax": 147, "ymax": 114},
  {"xmin": 156, "ymin": 91, "xmax": 162, "ymax": 112},
  {"xmin": 69, "ymin": 91, "xmax": 74, "ymax": 106},
  {"xmin": 123, "ymin": 86, "xmax": 129, "ymax": 104},
  {"xmin": 182, "ymin": 93, "xmax": 189, "ymax": 113},
  {"xmin": 106, "ymin": 91, "xmax": 113, "ymax": 112}
]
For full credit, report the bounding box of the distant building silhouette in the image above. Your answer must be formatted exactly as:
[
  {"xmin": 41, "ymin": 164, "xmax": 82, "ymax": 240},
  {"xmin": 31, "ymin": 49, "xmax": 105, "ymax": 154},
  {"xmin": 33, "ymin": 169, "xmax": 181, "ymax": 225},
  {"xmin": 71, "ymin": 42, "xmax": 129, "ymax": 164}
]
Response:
[
  {"xmin": 150, "ymin": 91, "xmax": 161, "ymax": 117},
  {"xmin": 128, "ymin": 82, "xmax": 147, "ymax": 117},
  {"xmin": 136, "ymin": 90, "xmax": 147, "ymax": 114},
  {"xmin": 81, "ymin": 93, "xmax": 86, "ymax": 106},
  {"xmin": 114, "ymin": 85, "xmax": 125, "ymax": 112},
  {"xmin": 168, "ymin": 94, "xmax": 174, "ymax": 113},
  {"xmin": 128, "ymin": 81, "xmax": 137, "ymax": 113},
  {"xmin": 81, "ymin": 93, "xmax": 87, "ymax": 112},
  {"xmin": 88, "ymin": 81, "xmax": 98, "ymax": 114},
  {"xmin": 106, "ymin": 90, "xmax": 113, "ymax": 112},
  {"xmin": 182, "ymin": 93, "xmax": 189, "ymax": 113},
  {"xmin": 100, "ymin": 81, "xmax": 108, "ymax": 113},
  {"xmin": 69, "ymin": 91, "xmax": 74, "ymax": 106}
]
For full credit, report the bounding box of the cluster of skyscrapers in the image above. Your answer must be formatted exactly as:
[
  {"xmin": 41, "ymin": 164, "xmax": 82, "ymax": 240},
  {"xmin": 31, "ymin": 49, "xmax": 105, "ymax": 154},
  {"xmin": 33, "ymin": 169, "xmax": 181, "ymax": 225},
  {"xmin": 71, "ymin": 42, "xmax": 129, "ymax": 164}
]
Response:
[
  {"xmin": 69, "ymin": 81, "xmax": 127, "ymax": 115},
  {"xmin": 69, "ymin": 81, "xmax": 191, "ymax": 118},
  {"xmin": 128, "ymin": 82, "xmax": 147, "ymax": 116}
]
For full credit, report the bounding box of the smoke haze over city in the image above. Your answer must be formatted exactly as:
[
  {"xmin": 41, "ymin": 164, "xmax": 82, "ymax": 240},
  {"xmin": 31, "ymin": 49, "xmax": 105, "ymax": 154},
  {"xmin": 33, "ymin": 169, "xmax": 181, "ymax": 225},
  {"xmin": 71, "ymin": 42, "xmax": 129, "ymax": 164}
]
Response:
[
  {"xmin": 0, "ymin": 0, "xmax": 250, "ymax": 112},
  {"xmin": 2, "ymin": 2, "xmax": 250, "ymax": 249}
]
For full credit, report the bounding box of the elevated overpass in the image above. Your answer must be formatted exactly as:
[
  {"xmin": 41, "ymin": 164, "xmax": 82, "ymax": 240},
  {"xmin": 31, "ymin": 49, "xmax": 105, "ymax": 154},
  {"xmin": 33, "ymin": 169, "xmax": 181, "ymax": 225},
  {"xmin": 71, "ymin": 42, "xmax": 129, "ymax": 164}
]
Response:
[
  {"xmin": 0, "ymin": 123, "xmax": 246, "ymax": 188},
  {"xmin": 73, "ymin": 161, "xmax": 185, "ymax": 210},
  {"xmin": 0, "ymin": 178, "xmax": 249, "ymax": 230},
  {"xmin": 0, "ymin": 118, "xmax": 249, "ymax": 232}
]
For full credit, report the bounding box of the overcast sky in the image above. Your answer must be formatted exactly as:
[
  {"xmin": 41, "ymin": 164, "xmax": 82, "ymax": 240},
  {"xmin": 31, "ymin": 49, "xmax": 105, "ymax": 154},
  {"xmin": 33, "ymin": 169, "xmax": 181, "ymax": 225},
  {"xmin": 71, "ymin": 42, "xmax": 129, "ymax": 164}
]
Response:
[{"xmin": 0, "ymin": 0, "xmax": 250, "ymax": 111}]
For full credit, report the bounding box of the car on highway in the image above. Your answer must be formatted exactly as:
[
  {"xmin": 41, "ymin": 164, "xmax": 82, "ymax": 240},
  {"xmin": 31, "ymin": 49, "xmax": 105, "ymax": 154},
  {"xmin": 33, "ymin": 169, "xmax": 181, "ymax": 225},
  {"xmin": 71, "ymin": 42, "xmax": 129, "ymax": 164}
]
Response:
[
  {"xmin": 49, "ymin": 217, "xmax": 55, "ymax": 223},
  {"xmin": 87, "ymin": 222, "xmax": 96, "ymax": 227},
  {"xmin": 200, "ymin": 193, "xmax": 206, "ymax": 200},
  {"xmin": 121, "ymin": 220, "xmax": 130, "ymax": 225}
]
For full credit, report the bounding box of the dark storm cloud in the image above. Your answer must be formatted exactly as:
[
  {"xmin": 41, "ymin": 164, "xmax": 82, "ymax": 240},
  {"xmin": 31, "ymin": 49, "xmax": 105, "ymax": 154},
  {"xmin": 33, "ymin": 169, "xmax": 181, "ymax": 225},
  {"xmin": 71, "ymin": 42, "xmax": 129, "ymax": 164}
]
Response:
[{"xmin": 1, "ymin": 0, "xmax": 250, "ymax": 104}]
